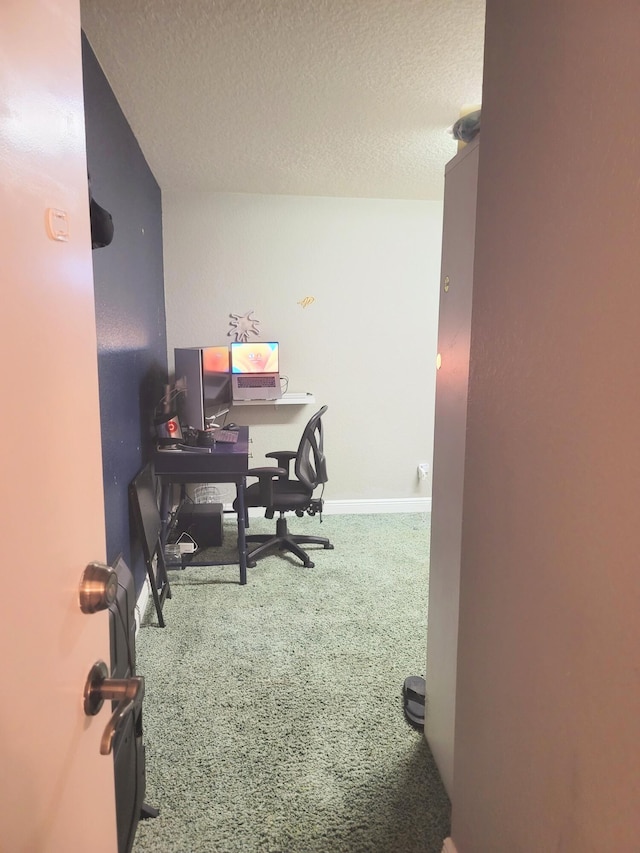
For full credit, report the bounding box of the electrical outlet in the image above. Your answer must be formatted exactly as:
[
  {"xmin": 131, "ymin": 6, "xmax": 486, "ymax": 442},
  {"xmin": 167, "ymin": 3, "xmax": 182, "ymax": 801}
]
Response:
[{"xmin": 417, "ymin": 462, "xmax": 430, "ymax": 480}]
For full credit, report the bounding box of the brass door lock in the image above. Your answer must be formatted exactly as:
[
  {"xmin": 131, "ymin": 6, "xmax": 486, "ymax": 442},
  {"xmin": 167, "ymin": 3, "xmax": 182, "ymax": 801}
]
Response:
[{"xmin": 79, "ymin": 562, "xmax": 118, "ymax": 613}]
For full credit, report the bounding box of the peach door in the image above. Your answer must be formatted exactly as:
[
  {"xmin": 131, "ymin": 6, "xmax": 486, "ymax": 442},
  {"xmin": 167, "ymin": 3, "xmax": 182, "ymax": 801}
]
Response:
[{"xmin": 0, "ymin": 1, "xmax": 118, "ymax": 850}]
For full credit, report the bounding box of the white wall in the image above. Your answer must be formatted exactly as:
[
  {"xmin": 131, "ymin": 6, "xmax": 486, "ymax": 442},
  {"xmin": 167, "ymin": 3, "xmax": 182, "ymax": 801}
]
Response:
[{"xmin": 163, "ymin": 192, "xmax": 443, "ymax": 508}]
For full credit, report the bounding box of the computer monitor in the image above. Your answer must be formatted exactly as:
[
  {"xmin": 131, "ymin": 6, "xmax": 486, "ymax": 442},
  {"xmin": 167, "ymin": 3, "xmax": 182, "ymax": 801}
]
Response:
[
  {"xmin": 174, "ymin": 346, "xmax": 232, "ymax": 430},
  {"xmin": 202, "ymin": 346, "xmax": 229, "ymax": 375},
  {"xmin": 230, "ymin": 341, "xmax": 279, "ymax": 374}
]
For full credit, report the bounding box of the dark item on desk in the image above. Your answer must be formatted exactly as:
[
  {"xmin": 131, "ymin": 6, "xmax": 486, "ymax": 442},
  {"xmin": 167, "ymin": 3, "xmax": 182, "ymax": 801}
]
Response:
[
  {"xmin": 233, "ymin": 405, "xmax": 334, "ymax": 569},
  {"xmin": 196, "ymin": 428, "xmax": 219, "ymax": 447},
  {"xmin": 212, "ymin": 429, "xmax": 239, "ymax": 444},
  {"xmin": 180, "ymin": 426, "xmax": 199, "ymax": 447}
]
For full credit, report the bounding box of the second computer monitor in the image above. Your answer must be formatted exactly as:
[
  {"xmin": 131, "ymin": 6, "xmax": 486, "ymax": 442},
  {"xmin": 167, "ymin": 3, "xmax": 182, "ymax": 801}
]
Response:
[{"xmin": 175, "ymin": 346, "xmax": 231, "ymax": 430}]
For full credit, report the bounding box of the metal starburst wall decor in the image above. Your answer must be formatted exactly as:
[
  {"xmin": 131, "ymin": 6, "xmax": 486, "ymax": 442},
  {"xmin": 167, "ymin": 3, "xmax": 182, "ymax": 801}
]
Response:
[{"xmin": 228, "ymin": 310, "xmax": 261, "ymax": 342}]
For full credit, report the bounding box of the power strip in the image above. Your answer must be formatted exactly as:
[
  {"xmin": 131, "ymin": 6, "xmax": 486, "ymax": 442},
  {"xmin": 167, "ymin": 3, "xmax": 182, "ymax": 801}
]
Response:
[{"xmin": 178, "ymin": 542, "xmax": 196, "ymax": 554}]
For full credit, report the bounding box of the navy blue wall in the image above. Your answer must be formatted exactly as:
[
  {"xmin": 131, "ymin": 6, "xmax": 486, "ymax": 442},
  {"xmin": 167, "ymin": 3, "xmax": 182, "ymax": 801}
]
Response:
[{"xmin": 82, "ymin": 34, "xmax": 168, "ymax": 594}]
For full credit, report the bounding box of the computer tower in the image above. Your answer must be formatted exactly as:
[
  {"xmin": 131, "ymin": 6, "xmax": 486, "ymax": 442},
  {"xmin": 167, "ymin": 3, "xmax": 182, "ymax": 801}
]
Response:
[{"xmin": 175, "ymin": 502, "xmax": 224, "ymax": 548}]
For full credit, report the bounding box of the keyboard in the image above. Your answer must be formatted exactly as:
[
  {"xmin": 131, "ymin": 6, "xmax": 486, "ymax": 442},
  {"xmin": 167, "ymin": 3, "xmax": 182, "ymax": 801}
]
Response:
[
  {"xmin": 212, "ymin": 429, "xmax": 239, "ymax": 443},
  {"xmin": 237, "ymin": 375, "xmax": 277, "ymax": 388}
]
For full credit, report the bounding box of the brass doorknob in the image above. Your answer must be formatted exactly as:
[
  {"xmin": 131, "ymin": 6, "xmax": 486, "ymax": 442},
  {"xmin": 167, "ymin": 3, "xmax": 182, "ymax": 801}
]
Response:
[
  {"xmin": 83, "ymin": 661, "xmax": 144, "ymax": 755},
  {"xmin": 79, "ymin": 562, "xmax": 118, "ymax": 613}
]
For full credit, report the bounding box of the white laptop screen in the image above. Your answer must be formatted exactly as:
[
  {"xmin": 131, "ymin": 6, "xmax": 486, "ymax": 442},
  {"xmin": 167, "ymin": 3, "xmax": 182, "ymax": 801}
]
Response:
[{"xmin": 230, "ymin": 342, "xmax": 279, "ymax": 374}]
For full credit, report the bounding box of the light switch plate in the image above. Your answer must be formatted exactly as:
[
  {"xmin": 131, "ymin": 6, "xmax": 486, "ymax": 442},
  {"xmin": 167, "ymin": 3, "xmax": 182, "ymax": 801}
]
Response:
[{"xmin": 46, "ymin": 208, "xmax": 69, "ymax": 241}]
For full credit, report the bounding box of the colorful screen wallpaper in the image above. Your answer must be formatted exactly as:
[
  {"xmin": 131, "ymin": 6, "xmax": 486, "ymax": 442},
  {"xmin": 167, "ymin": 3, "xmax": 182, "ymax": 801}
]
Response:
[
  {"xmin": 202, "ymin": 346, "xmax": 230, "ymax": 373},
  {"xmin": 231, "ymin": 342, "xmax": 279, "ymax": 374}
]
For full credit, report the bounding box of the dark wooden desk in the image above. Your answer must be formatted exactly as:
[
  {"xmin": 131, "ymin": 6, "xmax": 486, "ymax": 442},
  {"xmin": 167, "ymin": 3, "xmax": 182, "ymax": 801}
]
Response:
[{"xmin": 153, "ymin": 426, "xmax": 249, "ymax": 584}]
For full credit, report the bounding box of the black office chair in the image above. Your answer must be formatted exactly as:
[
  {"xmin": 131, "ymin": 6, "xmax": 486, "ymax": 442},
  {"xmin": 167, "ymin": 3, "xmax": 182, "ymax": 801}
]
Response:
[{"xmin": 237, "ymin": 405, "xmax": 334, "ymax": 568}]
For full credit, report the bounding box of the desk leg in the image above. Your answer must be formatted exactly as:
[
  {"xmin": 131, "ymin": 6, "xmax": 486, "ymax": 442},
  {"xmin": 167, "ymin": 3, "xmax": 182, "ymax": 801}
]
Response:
[
  {"xmin": 236, "ymin": 477, "xmax": 247, "ymax": 585},
  {"xmin": 159, "ymin": 482, "xmax": 172, "ymax": 548}
]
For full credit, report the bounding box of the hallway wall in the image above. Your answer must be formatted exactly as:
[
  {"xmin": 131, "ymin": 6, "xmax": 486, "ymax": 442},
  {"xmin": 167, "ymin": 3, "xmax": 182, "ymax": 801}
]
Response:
[
  {"xmin": 451, "ymin": 1, "xmax": 640, "ymax": 849},
  {"xmin": 83, "ymin": 35, "xmax": 167, "ymax": 591}
]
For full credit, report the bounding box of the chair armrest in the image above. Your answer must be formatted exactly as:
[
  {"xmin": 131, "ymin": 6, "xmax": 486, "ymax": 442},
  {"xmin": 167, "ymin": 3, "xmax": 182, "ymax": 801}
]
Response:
[
  {"xmin": 246, "ymin": 466, "xmax": 288, "ymax": 506},
  {"xmin": 265, "ymin": 451, "xmax": 296, "ymax": 478},
  {"xmin": 246, "ymin": 466, "xmax": 288, "ymax": 478}
]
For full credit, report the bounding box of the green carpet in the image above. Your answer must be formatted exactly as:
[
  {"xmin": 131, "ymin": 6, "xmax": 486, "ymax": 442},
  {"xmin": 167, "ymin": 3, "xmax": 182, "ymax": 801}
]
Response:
[{"xmin": 133, "ymin": 512, "xmax": 450, "ymax": 853}]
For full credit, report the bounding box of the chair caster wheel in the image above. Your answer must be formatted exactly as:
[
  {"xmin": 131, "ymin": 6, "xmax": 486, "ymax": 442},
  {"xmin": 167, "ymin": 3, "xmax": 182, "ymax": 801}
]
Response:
[
  {"xmin": 304, "ymin": 561, "xmax": 315, "ymax": 568},
  {"xmin": 325, "ymin": 544, "xmax": 334, "ymax": 550},
  {"xmin": 247, "ymin": 560, "xmax": 257, "ymax": 568}
]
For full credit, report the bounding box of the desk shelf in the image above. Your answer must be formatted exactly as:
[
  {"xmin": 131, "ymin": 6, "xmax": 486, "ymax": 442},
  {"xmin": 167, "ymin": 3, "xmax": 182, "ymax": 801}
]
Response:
[{"xmin": 232, "ymin": 392, "xmax": 315, "ymax": 407}]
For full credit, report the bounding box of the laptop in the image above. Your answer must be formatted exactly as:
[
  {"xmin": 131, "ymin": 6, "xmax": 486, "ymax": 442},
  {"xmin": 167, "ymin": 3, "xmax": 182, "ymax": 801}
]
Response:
[{"xmin": 231, "ymin": 341, "xmax": 283, "ymax": 401}]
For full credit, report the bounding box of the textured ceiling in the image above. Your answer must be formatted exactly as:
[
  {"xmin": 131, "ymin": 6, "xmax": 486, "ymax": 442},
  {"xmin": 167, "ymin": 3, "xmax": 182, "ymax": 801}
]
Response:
[{"xmin": 81, "ymin": 0, "xmax": 485, "ymax": 200}]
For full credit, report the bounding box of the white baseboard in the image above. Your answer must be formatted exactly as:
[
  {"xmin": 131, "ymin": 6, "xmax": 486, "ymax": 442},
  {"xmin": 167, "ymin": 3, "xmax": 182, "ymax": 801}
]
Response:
[
  {"xmin": 322, "ymin": 497, "xmax": 431, "ymax": 515},
  {"xmin": 135, "ymin": 575, "xmax": 151, "ymax": 635},
  {"xmin": 233, "ymin": 497, "xmax": 431, "ymax": 517},
  {"xmin": 442, "ymin": 838, "xmax": 458, "ymax": 853}
]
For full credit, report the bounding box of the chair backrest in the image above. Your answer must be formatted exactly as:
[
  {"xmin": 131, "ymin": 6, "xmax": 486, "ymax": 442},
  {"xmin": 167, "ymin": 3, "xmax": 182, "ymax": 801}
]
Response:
[{"xmin": 294, "ymin": 405, "xmax": 328, "ymax": 491}]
